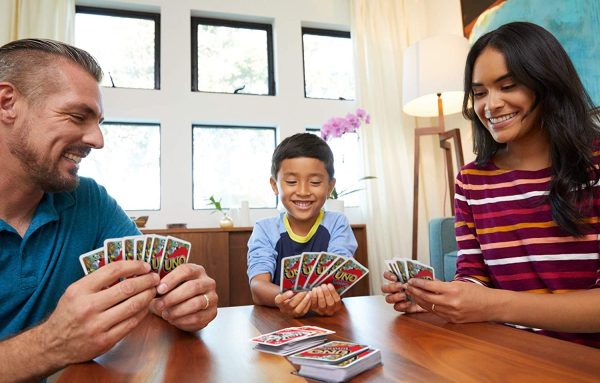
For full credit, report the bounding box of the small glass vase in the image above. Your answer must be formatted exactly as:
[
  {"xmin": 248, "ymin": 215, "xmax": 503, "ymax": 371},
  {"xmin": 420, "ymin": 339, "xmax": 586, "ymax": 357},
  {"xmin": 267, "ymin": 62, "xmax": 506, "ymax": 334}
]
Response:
[{"xmin": 219, "ymin": 214, "xmax": 234, "ymax": 228}]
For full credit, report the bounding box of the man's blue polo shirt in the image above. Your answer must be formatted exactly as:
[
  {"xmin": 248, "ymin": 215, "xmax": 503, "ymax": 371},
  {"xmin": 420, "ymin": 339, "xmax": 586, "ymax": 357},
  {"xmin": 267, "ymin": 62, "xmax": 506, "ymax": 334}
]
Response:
[{"xmin": 0, "ymin": 177, "xmax": 139, "ymax": 340}]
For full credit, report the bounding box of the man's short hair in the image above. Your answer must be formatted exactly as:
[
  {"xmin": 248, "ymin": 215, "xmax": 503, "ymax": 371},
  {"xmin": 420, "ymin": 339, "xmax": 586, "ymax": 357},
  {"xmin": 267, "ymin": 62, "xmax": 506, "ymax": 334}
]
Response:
[
  {"xmin": 271, "ymin": 133, "xmax": 335, "ymax": 180},
  {"xmin": 0, "ymin": 38, "xmax": 103, "ymax": 101}
]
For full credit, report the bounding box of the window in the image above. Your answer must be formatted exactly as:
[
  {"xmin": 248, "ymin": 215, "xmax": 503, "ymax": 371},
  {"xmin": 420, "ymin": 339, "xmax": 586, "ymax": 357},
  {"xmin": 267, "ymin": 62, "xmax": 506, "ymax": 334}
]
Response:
[
  {"xmin": 193, "ymin": 125, "xmax": 276, "ymax": 209},
  {"xmin": 75, "ymin": 6, "xmax": 160, "ymax": 89},
  {"xmin": 79, "ymin": 122, "xmax": 161, "ymax": 210},
  {"xmin": 191, "ymin": 17, "xmax": 275, "ymax": 95},
  {"xmin": 307, "ymin": 129, "xmax": 363, "ymax": 207},
  {"xmin": 302, "ymin": 28, "xmax": 355, "ymax": 100}
]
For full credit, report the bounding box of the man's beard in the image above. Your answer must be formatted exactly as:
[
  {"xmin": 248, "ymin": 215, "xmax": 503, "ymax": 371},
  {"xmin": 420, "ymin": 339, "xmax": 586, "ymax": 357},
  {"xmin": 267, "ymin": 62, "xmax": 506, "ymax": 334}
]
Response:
[{"xmin": 8, "ymin": 123, "xmax": 80, "ymax": 193}]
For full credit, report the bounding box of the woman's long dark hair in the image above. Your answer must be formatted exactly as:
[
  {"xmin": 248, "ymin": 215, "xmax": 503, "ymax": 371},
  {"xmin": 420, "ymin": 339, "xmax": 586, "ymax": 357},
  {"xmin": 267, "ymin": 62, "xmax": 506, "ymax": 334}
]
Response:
[{"xmin": 462, "ymin": 22, "xmax": 600, "ymax": 236}]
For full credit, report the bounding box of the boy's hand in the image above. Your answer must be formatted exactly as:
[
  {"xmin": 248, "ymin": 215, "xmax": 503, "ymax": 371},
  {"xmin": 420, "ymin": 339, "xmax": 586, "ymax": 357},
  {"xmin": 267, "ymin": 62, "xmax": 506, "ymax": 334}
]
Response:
[
  {"xmin": 310, "ymin": 284, "xmax": 342, "ymax": 316},
  {"xmin": 274, "ymin": 290, "xmax": 312, "ymax": 317},
  {"xmin": 381, "ymin": 270, "xmax": 426, "ymax": 314}
]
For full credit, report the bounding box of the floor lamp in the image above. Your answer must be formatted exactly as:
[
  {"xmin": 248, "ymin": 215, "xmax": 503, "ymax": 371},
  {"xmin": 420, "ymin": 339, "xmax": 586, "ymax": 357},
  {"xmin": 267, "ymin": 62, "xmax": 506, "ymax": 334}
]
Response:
[{"xmin": 402, "ymin": 35, "xmax": 470, "ymax": 261}]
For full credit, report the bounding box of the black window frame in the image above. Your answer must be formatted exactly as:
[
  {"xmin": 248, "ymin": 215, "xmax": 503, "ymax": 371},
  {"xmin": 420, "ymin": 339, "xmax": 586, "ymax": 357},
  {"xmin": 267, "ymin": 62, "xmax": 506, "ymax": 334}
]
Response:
[
  {"xmin": 191, "ymin": 124, "xmax": 278, "ymax": 209},
  {"xmin": 75, "ymin": 5, "xmax": 161, "ymax": 90},
  {"xmin": 93, "ymin": 121, "xmax": 162, "ymax": 211},
  {"xmin": 301, "ymin": 27, "xmax": 353, "ymax": 100},
  {"xmin": 191, "ymin": 17, "xmax": 275, "ymax": 95}
]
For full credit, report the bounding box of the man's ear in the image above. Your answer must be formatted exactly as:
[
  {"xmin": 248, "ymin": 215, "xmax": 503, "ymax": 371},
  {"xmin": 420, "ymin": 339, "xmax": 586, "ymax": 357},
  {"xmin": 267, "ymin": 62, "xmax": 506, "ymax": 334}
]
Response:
[
  {"xmin": 0, "ymin": 82, "xmax": 19, "ymax": 124},
  {"xmin": 328, "ymin": 178, "xmax": 336, "ymax": 195},
  {"xmin": 270, "ymin": 177, "xmax": 279, "ymax": 195}
]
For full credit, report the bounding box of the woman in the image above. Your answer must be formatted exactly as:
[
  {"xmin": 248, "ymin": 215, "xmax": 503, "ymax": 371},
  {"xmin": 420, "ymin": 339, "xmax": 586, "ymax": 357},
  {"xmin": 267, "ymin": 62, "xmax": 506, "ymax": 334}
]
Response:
[{"xmin": 382, "ymin": 22, "xmax": 600, "ymax": 347}]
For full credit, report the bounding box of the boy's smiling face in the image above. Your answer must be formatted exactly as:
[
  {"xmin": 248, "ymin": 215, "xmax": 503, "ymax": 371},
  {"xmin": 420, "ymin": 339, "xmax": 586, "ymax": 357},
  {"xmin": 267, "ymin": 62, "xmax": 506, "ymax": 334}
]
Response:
[{"xmin": 271, "ymin": 157, "xmax": 335, "ymax": 234}]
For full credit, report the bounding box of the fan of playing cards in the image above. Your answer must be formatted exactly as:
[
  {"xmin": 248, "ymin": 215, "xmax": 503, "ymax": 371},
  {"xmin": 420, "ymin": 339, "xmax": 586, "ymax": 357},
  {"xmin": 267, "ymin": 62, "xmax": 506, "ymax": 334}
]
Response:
[
  {"xmin": 280, "ymin": 252, "xmax": 369, "ymax": 296},
  {"xmin": 385, "ymin": 257, "xmax": 435, "ymax": 283},
  {"xmin": 79, "ymin": 235, "xmax": 191, "ymax": 279}
]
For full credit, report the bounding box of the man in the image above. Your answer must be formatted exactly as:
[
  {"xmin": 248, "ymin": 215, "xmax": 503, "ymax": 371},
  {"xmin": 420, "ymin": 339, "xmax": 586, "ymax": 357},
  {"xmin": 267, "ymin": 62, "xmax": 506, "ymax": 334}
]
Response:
[{"xmin": 0, "ymin": 38, "xmax": 218, "ymax": 381}]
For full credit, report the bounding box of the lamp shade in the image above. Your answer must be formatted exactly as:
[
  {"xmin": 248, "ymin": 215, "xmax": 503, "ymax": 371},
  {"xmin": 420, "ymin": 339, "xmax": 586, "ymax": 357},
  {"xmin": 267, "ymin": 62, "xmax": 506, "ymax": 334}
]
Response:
[{"xmin": 402, "ymin": 35, "xmax": 470, "ymax": 117}]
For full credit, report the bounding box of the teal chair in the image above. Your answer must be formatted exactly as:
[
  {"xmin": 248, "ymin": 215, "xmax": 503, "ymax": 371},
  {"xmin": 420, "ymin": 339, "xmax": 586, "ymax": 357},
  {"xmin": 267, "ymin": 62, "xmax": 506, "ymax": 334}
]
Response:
[{"xmin": 429, "ymin": 217, "xmax": 458, "ymax": 281}]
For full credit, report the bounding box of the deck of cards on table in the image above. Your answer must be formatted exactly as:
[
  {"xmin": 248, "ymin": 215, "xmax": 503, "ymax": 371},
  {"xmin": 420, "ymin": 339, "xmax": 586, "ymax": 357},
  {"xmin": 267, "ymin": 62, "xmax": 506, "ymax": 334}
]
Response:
[
  {"xmin": 288, "ymin": 341, "xmax": 382, "ymax": 382},
  {"xmin": 78, "ymin": 235, "xmax": 191, "ymax": 278},
  {"xmin": 280, "ymin": 252, "xmax": 369, "ymax": 295},
  {"xmin": 250, "ymin": 326, "xmax": 335, "ymax": 356},
  {"xmin": 384, "ymin": 257, "xmax": 435, "ymax": 283}
]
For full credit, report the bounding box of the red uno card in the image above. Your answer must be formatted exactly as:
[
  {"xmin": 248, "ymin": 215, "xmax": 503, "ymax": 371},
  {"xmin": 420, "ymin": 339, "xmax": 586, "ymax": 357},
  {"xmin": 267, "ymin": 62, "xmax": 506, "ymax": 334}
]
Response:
[
  {"xmin": 79, "ymin": 248, "xmax": 105, "ymax": 275},
  {"xmin": 315, "ymin": 256, "xmax": 347, "ymax": 286},
  {"xmin": 160, "ymin": 236, "xmax": 191, "ymax": 278},
  {"xmin": 406, "ymin": 259, "xmax": 435, "ymax": 280},
  {"xmin": 251, "ymin": 327, "xmax": 323, "ymax": 346},
  {"xmin": 134, "ymin": 236, "xmax": 146, "ymax": 261},
  {"xmin": 294, "ymin": 252, "xmax": 320, "ymax": 291},
  {"xmin": 149, "ymin": 235, "xmax": 167, "ymax": 273},
  {"xmin": 104, "ymin": 238, "xmax": 124, "ymax": 263},
  {"xmin": 142, "ymin": 234, "xmax": 154, "ymax": 263},
  {"xmin": 122, "ymin": 236, "xmax": 136, "ymax": 261},
  {"xmin": 329, "ymin": 258, "xmax": 369, "ymax": 296},
  {"xmin": 289, "ymin": 341, "xmax": 369, "ymax": 364},
  {"xmin": 306, "ymin": 253, "xmax": 340, "ymax": 288},
  {"xmin": 280, "ymin": 255, "xmax": 301, "ymax": 292}
]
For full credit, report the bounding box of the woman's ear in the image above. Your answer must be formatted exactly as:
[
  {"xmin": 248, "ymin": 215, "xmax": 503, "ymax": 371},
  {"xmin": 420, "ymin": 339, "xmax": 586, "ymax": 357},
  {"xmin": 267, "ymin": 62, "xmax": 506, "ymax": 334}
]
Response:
[{"xmin": 270, "ymin": 177, "xmax": 279, "ymax": 195}]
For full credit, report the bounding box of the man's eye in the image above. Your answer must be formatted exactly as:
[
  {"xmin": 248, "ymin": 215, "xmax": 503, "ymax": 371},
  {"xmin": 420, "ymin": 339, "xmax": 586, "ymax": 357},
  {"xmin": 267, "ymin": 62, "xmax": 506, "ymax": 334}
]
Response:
[
  {"xmin": 310, "ymin": 181, "xmax": 322, "ymax": 186},
  {"xmin": 70, "ymin": 114, "xmax": 84, "ymax": 122},
  {"xmin": 285, "ymin": 180, "xmax": 297, "ymax": 185}
]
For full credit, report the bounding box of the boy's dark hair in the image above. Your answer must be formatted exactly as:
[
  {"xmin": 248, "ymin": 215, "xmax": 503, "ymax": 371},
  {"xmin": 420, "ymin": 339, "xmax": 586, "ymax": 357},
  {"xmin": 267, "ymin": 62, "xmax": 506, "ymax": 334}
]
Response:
[
  {"xmin": 462, "ymin": 21, "xmax": 600, "ymax": 236},
  {"xmin": 271, "ymin": 133, "xmax": 335, "ymax": 180}
]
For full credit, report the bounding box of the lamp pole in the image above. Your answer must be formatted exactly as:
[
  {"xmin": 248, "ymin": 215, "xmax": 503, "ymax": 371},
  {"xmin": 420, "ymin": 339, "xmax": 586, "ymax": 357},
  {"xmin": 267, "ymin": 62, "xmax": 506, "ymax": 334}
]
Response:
[{"xmin": 411, "ymin": 94, "xmax": 464, "ymax": 261}]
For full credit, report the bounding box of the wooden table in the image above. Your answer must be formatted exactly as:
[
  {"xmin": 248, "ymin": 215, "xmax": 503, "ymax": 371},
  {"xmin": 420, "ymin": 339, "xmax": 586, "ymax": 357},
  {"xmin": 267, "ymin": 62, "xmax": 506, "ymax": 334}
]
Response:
[{"xmin": 54, "ymin": 295, "xmax": 600, "ymax": 382}]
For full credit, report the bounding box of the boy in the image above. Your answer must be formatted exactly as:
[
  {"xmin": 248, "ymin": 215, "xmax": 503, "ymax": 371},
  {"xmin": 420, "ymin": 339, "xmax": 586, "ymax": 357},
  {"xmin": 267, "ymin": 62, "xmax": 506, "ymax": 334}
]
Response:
[{"xmin": 247, "ymin": 133, "xmax": 357, "ymax": 317}]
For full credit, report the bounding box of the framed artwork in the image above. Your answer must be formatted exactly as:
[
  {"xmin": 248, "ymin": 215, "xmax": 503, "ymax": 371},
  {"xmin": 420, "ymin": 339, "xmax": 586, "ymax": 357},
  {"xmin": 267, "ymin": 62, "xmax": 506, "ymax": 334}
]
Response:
[{"xmin": 460, "ymin": 0, "xmax": 505, "ymax": 38}]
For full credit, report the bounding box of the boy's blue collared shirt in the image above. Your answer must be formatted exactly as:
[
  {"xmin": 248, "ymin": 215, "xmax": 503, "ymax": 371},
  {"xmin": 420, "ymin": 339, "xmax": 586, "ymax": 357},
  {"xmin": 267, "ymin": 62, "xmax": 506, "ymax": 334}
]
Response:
[{"xmin": 0, "ymin": 177, "xmax": 139, "ymax": 340}]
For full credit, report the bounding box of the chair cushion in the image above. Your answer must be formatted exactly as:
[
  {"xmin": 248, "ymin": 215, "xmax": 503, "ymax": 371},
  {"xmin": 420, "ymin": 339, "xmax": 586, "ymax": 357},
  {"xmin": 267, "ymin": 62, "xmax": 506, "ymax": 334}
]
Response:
[{"xmin": 443, "ymin": 250, "xmax": 458, "ymax": 281}]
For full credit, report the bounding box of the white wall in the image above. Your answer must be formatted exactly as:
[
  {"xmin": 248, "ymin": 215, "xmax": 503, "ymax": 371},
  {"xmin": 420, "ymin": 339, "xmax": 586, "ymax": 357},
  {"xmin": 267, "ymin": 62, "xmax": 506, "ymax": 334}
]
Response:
[{"xmin": 78, "ymin": 0, "xmax": 360, "ymax": 229}]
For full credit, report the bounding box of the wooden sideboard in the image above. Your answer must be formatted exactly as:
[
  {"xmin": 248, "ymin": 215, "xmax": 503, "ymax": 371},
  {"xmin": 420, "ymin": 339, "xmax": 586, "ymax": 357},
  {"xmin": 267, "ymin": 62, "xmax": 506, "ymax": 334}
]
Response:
[{"xmin": 143, "ymin": 224, "xmax": 369, "ymax": 307}]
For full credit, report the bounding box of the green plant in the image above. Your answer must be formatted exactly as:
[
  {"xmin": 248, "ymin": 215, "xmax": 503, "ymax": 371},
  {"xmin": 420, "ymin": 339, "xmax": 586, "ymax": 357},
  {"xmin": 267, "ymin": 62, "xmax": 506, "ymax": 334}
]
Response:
[
  {"xmin": 329, "ymin": 176, "xmax": 376, "ymax": 199},
  {"xmin": 207, "ymin": 195, "xmax": 226, "ymax": 215}
]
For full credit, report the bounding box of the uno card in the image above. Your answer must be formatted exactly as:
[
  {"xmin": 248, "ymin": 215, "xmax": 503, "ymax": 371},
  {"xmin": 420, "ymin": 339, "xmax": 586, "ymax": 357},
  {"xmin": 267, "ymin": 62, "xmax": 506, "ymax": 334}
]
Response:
[
  {"xmin": 134, "ymin": 237, "xmax": 146, "ymax": 260},
  {"xmin": 306, "ymin": 253, "xmax": 340, "ymax": 288},
  {"xmin": 160, "ymin": 236, "xmax": 191, "ymax": 278},
  {"xmin": 122, "ymin": 236, "xmax": 136, "ymax": 261},
  {"xmin": 79, "ymin": 248, "xmax": 106, "ymax": 275},
  {"xmin": 406, "ymin": 259, "xmax": 435, "ymax": 280},
  {"xmin": 142, "ymin": 234, "xmax": 154, "ymax": 263},
  {"xmin": 328, "ymin": 258, "xmax": 369, "ymax": 295},
  {"xmin": 280, "ymin": 255, "xmax": 301, "ymax": 292},
  {"xmin": 313, "ymin": 256, "xmax": 346, "ymax": 286},
  {"xmin": 294, "ymin": 252, "xmax": 320, "ymax": 291},
  {"xmin": 104, "ymin": 238, "xmax": 124, "ymax": 263},
  {"xmin": 289, "ymin": 341, "xmax": 369, "ymax": 364},
  {"xmin": 149, "ymin": 235, "xmax": 167, "ymax": 273},
  {"xmin": 393, "ymin": 258, "xmax": 410, "ymax": 284},
  {"xmin": 250, "ymin": 326, "xmax": 332, "ymax": 347}
]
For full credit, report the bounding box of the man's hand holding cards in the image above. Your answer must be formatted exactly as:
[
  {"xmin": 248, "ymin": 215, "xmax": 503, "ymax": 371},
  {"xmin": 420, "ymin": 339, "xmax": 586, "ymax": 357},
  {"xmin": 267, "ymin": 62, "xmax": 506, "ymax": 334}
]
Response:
[
  {"xmin": 79, "ymin": 234, "xmax": 191, "ymax": 279},
  {"xmin": 277, "ymin": 252, "xmax": 369, "ymax": 317}
]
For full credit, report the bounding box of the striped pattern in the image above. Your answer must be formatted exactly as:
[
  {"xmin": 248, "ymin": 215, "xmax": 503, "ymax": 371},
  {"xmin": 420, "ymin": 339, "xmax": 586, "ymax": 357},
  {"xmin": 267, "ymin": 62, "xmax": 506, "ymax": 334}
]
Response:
[{"xmin": 454, "ymin": 160, "xmax": 600, "ymax": 348}]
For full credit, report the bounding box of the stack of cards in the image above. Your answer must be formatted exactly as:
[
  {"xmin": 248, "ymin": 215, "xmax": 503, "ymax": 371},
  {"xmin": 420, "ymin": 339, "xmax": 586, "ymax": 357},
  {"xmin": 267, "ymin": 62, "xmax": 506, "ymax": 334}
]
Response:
[
  {"xmin": 78, "ymin": 235, "xmax": 191, "ymax": 279},
  {"xmin": 250, "ymin": 326, "xmax": 335, "ymax": 356},
  {"xmin": 280, "ymin": 252, "xmax": 369, "ymax": 296},
  {"xmin": 385, "ymin": 257, "xmax": 434, "ymax": 283},
  {"xmin": 288, "ymin": 341, "xmax": 382, "ymax": 382}
]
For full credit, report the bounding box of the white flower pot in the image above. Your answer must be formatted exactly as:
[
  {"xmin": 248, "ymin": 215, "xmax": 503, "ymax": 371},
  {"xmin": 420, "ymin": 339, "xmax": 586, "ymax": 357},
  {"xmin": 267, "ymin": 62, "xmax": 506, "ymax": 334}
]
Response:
[{"xmin": 325, "ymin": 199, "xmax": 345, "ymax": 212}]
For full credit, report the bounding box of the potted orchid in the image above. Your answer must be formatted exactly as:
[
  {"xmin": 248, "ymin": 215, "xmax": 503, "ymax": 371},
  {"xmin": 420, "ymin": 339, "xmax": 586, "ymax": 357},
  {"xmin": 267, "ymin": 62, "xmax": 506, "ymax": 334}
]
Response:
[
  {"xmin": 207, "ymin": 195, "xmax": 234, "ymax": 228},
  {"xmin": 320, "ymin": 108, "xmax": 375, "ymax": 211}
]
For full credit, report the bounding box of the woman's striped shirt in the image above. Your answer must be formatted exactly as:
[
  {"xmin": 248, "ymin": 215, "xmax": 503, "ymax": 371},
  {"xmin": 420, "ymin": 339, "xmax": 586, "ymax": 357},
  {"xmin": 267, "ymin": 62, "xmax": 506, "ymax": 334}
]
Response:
[{"xmin": 454, "ymin": 160, "xmax": 600, "ymax": 348}]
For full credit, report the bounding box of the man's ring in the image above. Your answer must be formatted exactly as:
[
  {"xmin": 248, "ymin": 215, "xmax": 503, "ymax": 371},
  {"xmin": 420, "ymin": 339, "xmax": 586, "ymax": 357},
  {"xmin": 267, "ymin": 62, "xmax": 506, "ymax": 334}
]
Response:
[
  {"xmin": 431, "ymin": 303, "xmax": 436, "ymax": 312},
  {"xmin": 202, "ymin": 294, "xmax": 210, "ymax": 310}
]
